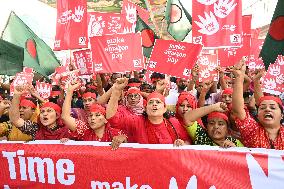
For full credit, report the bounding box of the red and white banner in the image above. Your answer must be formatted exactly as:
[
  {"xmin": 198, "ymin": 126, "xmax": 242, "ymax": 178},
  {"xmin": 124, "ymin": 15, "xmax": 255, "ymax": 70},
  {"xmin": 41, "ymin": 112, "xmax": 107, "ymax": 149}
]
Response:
[
  {"xmin": 121, "ymin": 0, "xmax": 150, "ymax": 34},
  {"xmin": 54, "ymin": 0, "xmax": 88, "ymax": 50},
  {"xmin": 197, "ymin": 54, "xmax": 219, "ymax": 82},
  {"xmin": 192, "ymin": 0, "xmax": 242, "ymax": 48},
  {"xmin": 87, "ymin": 12, "xmax": 125, "ymax": 37},
  {"xmin": 148, "ymin": 39, "xmax": 202, "ymax": 78},
  {"xmin": 73, "ymin": 49, "xmax": 93, "ymax": 75},
  {"xmin": 36, "ymin": 82, "xmax": 52, "ymax": 100},
  {"xmin": 60, "ymin": 70, "xmax": 82, "ymax": 91},
  {"xmin": 0, "ymin": 141, "xmax": 283, "ymax": 189},
  {"xmin": 246, "ymin": 57, "xmax": 265, "ymax": 72},
  {"xmin": 90, "ymin": 33, "xmax": 144, "ymax": 73},
  {"xmin": 262, "ymin": 55, "xmax": 284, "ymax": 94}
]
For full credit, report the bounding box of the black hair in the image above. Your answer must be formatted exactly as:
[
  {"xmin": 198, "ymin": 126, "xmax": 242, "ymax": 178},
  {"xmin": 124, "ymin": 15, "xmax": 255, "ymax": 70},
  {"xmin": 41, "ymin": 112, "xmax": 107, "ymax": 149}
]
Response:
[
  {"xmin": 128, "ymin": 78, "xmax": 141, "ymax": 84},
  {"xmin": 150, "ymin": 72, "xmax": 165, "ymax": 80}
]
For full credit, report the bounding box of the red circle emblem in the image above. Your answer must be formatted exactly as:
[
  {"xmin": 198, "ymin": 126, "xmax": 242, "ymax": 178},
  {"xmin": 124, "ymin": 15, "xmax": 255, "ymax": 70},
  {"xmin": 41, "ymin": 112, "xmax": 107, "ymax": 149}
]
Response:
[
  {"xmin": 141, "ymin": 29, "xmax": 155, "ymax": 48},
  {"xmin": 269, "ymin": 16, "xmax": 284, "ymax": 41},
  {"xmin": 26, "ymin": 39, "xmax": 37, "ymax": 59}
]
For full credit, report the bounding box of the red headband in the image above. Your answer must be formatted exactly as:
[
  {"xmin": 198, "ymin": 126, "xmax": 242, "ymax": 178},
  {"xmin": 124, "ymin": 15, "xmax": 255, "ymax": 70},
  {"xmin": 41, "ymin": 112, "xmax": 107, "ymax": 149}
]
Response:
[
  {"xmin": 126, "ymin": 87, "xmax": 142, "ymax": 96},
  {"xmin": 222, "ymin": 88, "xmax": 233, "ymax": 95},
  {"xmin": 50, "ymin": 91, "xmax": 61, "ymax": 97},
  {"xmin": 87, "ymin": 85, "xmax": 97, "ymax": 90},
  {"xmin": 20, "ymin": 99, "xmax": 36, "ymax": 109},
  {"xmin": 207, "ymin": 112, "xmax": 228, "ymax": 122},
  {"xmin": 258, "ymin": 96, "xmax": 283, "ymax": 107},
  {"xmin": 128, "ymin": 82, "xmax": 141, "ymax": 88},
  {"xmin": 147, "ymin": 92, "xmax": 165, "ymax": 104},
  {"xmin": 177, "ymin": 92, "xmax": 197, "ymax": 109},
  {"xmin": 82, "ymin": 92, "xmax": 97, "ymax": 99},
  {"xmin": 89, "ymin": 104, "xmax": 106, "ymax": 116},
  {"xmin": 41, "ymin": 102, "xmax": 61, "ymax": 116}
]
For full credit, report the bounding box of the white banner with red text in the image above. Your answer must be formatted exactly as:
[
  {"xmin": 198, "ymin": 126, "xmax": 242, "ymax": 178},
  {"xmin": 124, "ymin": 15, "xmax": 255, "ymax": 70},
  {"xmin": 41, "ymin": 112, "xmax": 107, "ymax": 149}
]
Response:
[{"xmin": 0, "ymin": 141, "xmax": 283, "ymax": 189}]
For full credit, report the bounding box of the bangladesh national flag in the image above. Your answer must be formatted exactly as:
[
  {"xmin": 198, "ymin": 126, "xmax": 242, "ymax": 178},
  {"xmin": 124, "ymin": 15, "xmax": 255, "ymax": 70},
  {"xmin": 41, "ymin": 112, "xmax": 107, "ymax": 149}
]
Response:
[
  {"xmin": 1, "ymin": 11, "xmax": 60, "ymax": 77},
  {"xmin": 260, "ymin": 0, "xmax": 284, "ymax": 69},
  {"xmin": 135, "ymin": 15, "xmax": 159, "ymax": 58},
  {"xmin": 165, "ymin": 0, "xmax": 192, "ymax": 41}
]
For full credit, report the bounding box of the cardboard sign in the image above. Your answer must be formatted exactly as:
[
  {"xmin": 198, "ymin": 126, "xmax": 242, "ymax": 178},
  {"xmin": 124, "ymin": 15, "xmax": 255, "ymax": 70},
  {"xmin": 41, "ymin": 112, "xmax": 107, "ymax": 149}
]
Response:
[
  {"xmin": 73, "ymin": 49, "xmax": 93, "ymax": 75},
  {"xmin": 36, "ymin": 81, "xmax": 52, "ymax": 99}
]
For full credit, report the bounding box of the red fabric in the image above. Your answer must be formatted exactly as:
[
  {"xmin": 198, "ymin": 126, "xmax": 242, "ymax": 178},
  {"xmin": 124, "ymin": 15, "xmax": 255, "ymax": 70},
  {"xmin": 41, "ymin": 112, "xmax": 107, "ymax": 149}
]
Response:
[
  {"xmin": 82, "ymin": 92, "xmax": 97, "ymax": 99},
  {"xmin": 125, "ymin": 87, "xmax": 142, "ymax": 96},
  {"xmin": 148, "ymin": 39, "xmax": 202, "ymax": 78},
  {"xmin": 147, "ymin": 92, "xmax": 165, "ymax": 105},
  {"xmin": 258, "ymin": 96, "xmax": 283, "ymax": 107},
  {"xmin": 222, "ymin": 88, "xmax": 233, "ymax": 95},
  {"xmin": 50, "ymin": 91, "xmax": 61, "ymax": 97},
  {"xmin": 107, "ymin": 111, "xmax": 190, "ymax": 144},
  {"xmin": 35, "ymin": 126, "xmax": 72, "ymax": 140},
  {"xmin": 207, "ymin": 112, "xmax": 229, "ymax": 122},
  {"xmin": 41, "ymin": 102, "xmax": 61, "ymax": 116},
  {"xmin": 89, "ymin": 104, "xmax": 106, "ymax": 116},
  {"xmin": 54, "ymin": 0, "xmax": 88, "ymax": 50},
  {"xmin": 71, "ymin": 120, "xmax": 122, "ymax": 141},
  {"xmin": 19, "ymin": 99, "xmax": 36, "ymax": 109},
  {"xmin": 223, "ymin": 76, "xmax": 231, "ymax": 80},
  {"xmin": 235, "ymin": 111, "xmax": 284, "ymax": 150},
  {"xmin": 128, "ymin": 83, "xmax": 141, "ymax": 88}
]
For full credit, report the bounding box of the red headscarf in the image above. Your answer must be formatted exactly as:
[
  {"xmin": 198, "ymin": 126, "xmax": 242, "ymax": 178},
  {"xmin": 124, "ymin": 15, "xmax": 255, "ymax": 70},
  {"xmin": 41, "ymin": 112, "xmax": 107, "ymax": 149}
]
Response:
[
  {"xmin": 20, "ymin": 99, "xmax": 36, "ymax": 109},
  {"xmin": 125, "ymin": 87, "xmax": 142, "ymax": 96},
  {"xmin": 258, "ymin": 96, "xmax": 283, "ymax": 107},
  {"xmin": 41, "ymin": 102, "xmax": 61, "ymax": 116},
  {"xmin": 89, "ymin": 104, "xmax": 106, "ymax": 116},
  {"xmin": 147, "ymin": 92, "xmax": 165, "ymax": 105},
  {"xmin": 82, "ymin": 92, "xmax": 97, "ymax": 99},
  {"xmin": 222, "ymin": 88, "xmax": 233, "ymax": 95},
  {"xmin": 207, "ymin": 112, "xmax": 229, "ymax": 123}
]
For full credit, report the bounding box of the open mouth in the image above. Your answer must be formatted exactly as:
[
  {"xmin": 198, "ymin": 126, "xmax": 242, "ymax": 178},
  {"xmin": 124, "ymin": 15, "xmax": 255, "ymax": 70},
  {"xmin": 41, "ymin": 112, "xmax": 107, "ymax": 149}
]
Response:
[
  {"xmin": 42, "ymin": 117, "xmax": 49, "ymax": 121},
  {"xmin": 264, "ymin": 113, "xmax": 273, "ymax": 120}
]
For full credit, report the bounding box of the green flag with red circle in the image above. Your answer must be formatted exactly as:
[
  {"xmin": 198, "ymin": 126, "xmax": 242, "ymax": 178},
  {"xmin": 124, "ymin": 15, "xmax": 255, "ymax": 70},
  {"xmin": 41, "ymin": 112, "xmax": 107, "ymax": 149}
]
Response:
[{"xmin": 260, "ymin": 0, "xmax": 284, "ymax": 70}]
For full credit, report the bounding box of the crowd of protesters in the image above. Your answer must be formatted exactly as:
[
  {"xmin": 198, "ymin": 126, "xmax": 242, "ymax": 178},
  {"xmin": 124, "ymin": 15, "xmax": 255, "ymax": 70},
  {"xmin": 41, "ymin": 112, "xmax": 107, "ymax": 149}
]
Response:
[{"xmin": 0, "ymin": 58, "xmax": 283, "ymax": 150}]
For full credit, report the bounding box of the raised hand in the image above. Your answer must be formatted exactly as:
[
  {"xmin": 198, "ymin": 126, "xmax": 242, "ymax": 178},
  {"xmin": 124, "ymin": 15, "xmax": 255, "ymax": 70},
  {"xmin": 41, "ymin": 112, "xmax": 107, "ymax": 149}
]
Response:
[
  {"xmin": 14, "ymin": 85, "xmax": 29, "ymax": 96},
  {"xmin": 197, "ymin": 0, "xmax": 218, "ymax": 5},
  {"xmin": 67, "ymin": 82, "xmax": 81, "ymax": 93},
  {"xmin": 155, "ymin": 79, "xmax": 166, "ymax": 94},
  {"xmin": 214, "ymin": 0, "xmax": 237, "ymax": 19},
  {"xmin": 213, "ymin": 102, "xmax": 228, "ymax": 112},
  {"xmin": 113, "ymin": 78, "xmax": 128, "ymax": 91},
  {"xmin": 194, "ymin": 12, "xmax": 219, "ymax": 35}
]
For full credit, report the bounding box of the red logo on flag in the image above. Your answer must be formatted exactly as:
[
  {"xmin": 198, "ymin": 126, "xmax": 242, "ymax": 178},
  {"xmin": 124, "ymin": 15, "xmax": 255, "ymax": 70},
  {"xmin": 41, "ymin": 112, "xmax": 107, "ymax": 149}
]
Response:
[
  {"xmin": 73, "ymin": 49, "xmax": 93, "ymax": 75},
  {"xmin": 197, "ymin": 54, "xmax": 219, "ymax": 82}
]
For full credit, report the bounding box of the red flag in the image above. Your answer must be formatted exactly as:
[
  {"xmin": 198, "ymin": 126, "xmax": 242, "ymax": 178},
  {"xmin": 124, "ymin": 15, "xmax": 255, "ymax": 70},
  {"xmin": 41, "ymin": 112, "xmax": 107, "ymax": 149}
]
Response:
[
  {"xmin": 218, "ymin": 47, "xmax": 245, "ymax": 67},
  {"xmin": 90, "ymin": 33, "xmax": 144, "ymax": 73},
  {"xmin": 197, "ymin": 54, "xmax": 219, "ymax": 82},
  {"xmin": 54, "ymin": 0, "xmax": 88, "ymax": 50},
  {"xmin": 73, "ymin": 49, "xmax": 93, "ymax": 75},
  {"xmin": 87, "ymin": 12, "xmax": 125, "ymax": 37},
  {"xmin": 192, "ymin": 0, "xmax": 242, "ymax": 48},
  {"xmin": 250, "ymin": 38, "xmax": 264, "ymax": 59},
  {"xmin": 148, "ymin": 39, "xmax": 202, "ymax": 78}
]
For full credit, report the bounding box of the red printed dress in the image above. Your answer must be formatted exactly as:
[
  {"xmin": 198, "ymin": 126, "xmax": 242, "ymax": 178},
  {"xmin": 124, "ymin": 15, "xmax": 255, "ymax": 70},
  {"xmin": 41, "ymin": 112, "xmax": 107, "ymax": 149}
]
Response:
[
  {"xmin": 70, "ymin": 120, "xmax": 123, "ymax": 141},
  {"xmin": 235, "ymin": 111, "xmax": 284, "ymax": 150}
]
